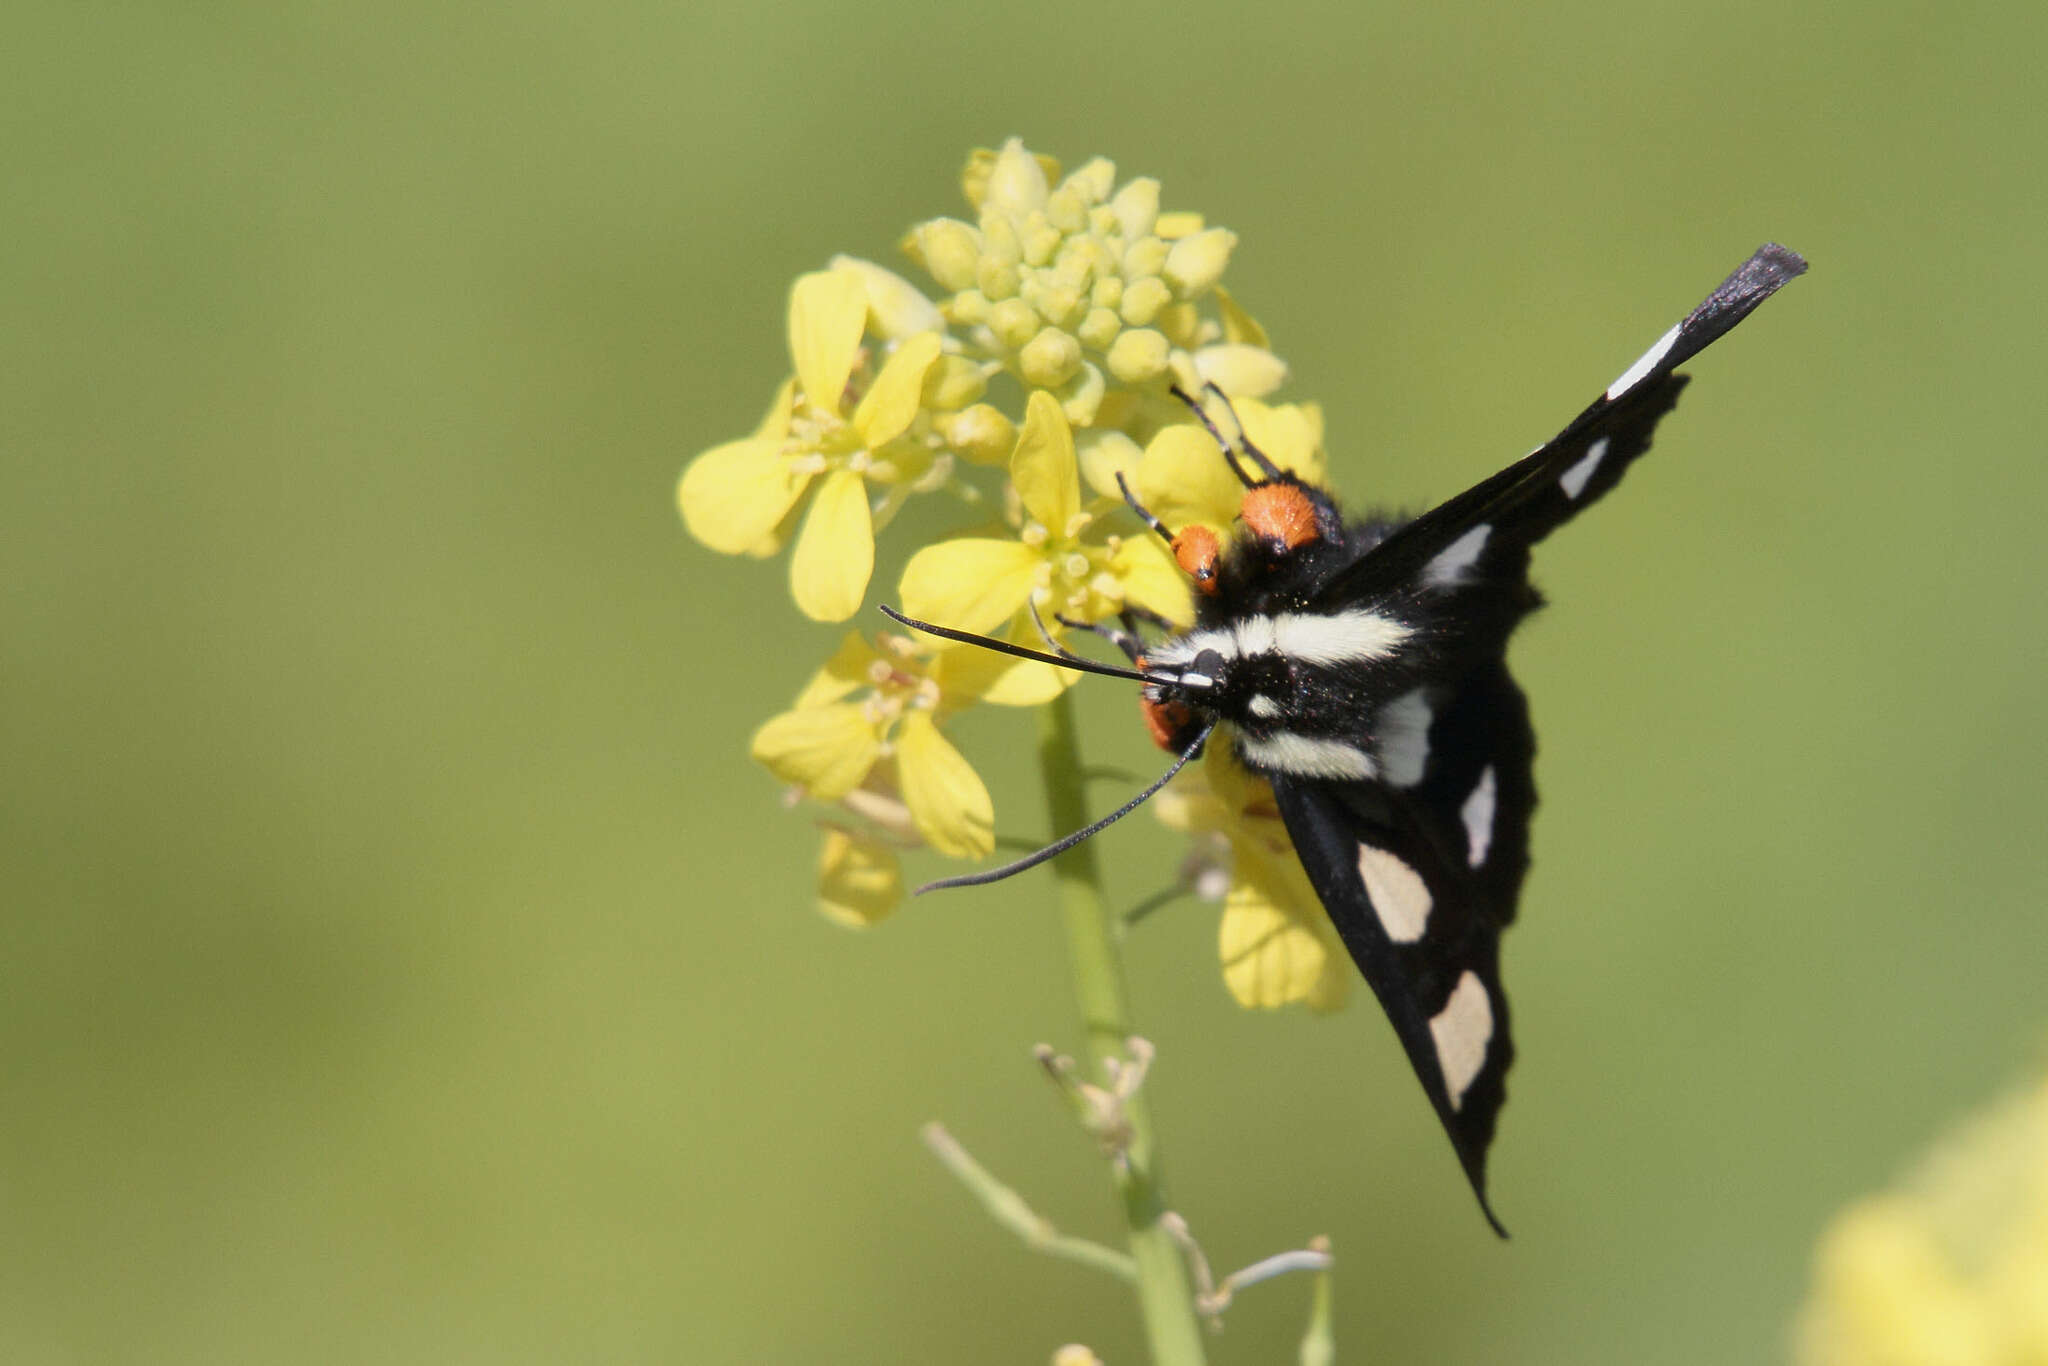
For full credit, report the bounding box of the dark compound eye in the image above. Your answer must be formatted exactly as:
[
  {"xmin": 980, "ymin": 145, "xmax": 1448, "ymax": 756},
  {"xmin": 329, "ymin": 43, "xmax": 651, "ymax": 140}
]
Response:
[{"xmin": 1191, "ymin": 648, "xmax": 1226, "ymax": 679}]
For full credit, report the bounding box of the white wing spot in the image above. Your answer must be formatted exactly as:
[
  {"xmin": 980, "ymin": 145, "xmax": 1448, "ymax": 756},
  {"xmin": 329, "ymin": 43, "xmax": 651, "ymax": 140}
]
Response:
[
  {"xmin": 1150, "ymin": 611, "xmax": 1411, "ymax": 672},
  {"xmin": 1429, "ymin": 971, "xmax": 1494, "ymax": 1110},
  {"xmin": 1606, "ymin": 322, "xmax": 1682, "ymax": 399},
  {"xmin": 1461, "ymin": 766, "xmax": 1498, "ymax": 867},
  {"xmin": 1267, "ymin": 609, "xmax": 1412, "ymax": 666},
  {"xmin": 1376, "ymin": 689, "xmax": 1433, "ymax": 788},
  {"xmin": 1356, "ymin": 843, "xmax": 1432, "ymax": 942},
  {"xmin": 1423, "ymin": 524, "xmax": 1491, "ymax": 588},
  {"xmin": 1236, "ymin": 731, "xmax": 1377, "ymax": 780},
  {"xmin": 1231, "ymin": 615, "xmax": 1279, "ymax": 658},
  {"xmin": 1559, "ymin": 437, "xmax": 1608, "ymax": 500}
]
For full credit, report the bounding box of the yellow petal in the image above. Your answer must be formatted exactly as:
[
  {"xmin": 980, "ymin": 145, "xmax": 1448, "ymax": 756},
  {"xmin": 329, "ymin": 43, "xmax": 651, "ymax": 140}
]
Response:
[
  {"xmin": 1213, "ymin": 286, "xmax": 1270, "ymax": 348},
  {"xmin": 899, "ymin": 537, "xmax": 1041, "ymax": 637},
  {"xmin": 741, "ymin": 497, "xmax": 805, "ymax": 559},
  {"xmin": 817, "ymin": 828, "xmax": 903, "ymax": 927},
  {"xmin": 1110, "ymin": 535, "xmax": 1194, "ymax": 628},
  {"xmin": 1011, "ymin": 389, "xmax": 1080, "ymax": 531},
  {"xmin": 853, "ymin": 332, "xmax": 942, "ymax": 448},
  {"xmin": 829, "ymin": 255, "xmax": 944, "ymax": 339},
  {"xmin": 1218, "ymin": 858, "xmax": 1337, "ymax": 1009},
  {"xmin": 894, "ymin": 712, "xmax": 994, "ymax": 859},
  {"xmin": 789, "ymin": 270, "xmax": 868, "ymax": 414},
  {"xmin": 925, "ymin": 625, "xmax": 1070, "ymax": 709},
  {"xmin": 795, "ymin": 632, "xmax": 882, "ymax": 709},
  {"xmin": 1194, "ymin": 343, "xmax": 1288, "ymax": 399},
  {"xmin": 678, "ymin": 437, "xmax": 810, "ymax": 554},
  {"xmin": 789, "ymin": 468, "xmax": 873, "ymax": 622},
  {"xmin": 1137, "ymin": 422, "xmax": 1244, "ymax": 534},
  {"xmin": 750, "ymin": 702, "xmax": 881, "ymax": 800},
  {"xmin": 978, "ymin": 658, "xmax": 1073, "ymax": 706},
  {"xmin": 1238, "ymin": 399, "xmax": 1326, "ymax": 485},
  {"xmin": 1078, "ymin": 429, "xmax": 1144, "ymax": 503}
]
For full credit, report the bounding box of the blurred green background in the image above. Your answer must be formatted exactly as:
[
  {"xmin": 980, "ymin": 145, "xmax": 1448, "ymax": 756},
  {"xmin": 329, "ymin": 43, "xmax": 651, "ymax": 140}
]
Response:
[{"xmin": 7, "ymin": 0, "xmax": 2045, "ymax": 1361}]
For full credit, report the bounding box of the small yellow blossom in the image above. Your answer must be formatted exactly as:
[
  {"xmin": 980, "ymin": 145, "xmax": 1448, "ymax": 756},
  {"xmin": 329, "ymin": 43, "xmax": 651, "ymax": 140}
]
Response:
[
  {"xmin": 1795, "ymin": 1072, "xmax": 2048, "ymax": 1366},
  {"xmin": 901, "ymin": 139, "xmax": 1283, "ymax": 427},
  {"xmin": 1154, "ymin": 744, "xmax": 1352, "ymax": 1011},
  {"xmin": 816, "ymin": 826, "xmax": 904, "ymax": 927},
  {"xmin": 752, "ymin": 631, "xmax": 995, "ymax": 875},
  {"xmin": 678, "ymin": 268, "xmax": 947, "ymax": 622},
  {"xmin": 898, "ymin": 391, "xmax": 1188, "ymax": 704}
]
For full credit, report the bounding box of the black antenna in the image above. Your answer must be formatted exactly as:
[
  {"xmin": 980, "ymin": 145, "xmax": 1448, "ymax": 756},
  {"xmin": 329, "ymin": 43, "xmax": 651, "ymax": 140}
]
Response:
[
  {"xmin": 917, "ymin": 719, "xmax": 1218, "ymax": 892},
  {"xmin": 879, "ymin": 605, "xmax": 1156, "ymax": 684},
  {"xmin": 1169, "ymin": 382, "xmax": 1282, "ymax": 484}
]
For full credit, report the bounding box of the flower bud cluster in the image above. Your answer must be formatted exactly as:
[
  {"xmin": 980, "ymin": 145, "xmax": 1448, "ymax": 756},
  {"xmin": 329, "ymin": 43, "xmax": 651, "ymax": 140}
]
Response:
[{"xmin": 903, "ymin": 139, "xmax": 1254, "ymax": 426}]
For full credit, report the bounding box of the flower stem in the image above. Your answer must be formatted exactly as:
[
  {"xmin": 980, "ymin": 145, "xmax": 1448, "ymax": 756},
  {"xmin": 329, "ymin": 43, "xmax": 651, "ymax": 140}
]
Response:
[{"xmin": 1038, "ymin": 690, "xmax": 1208, "ymax": 1366}]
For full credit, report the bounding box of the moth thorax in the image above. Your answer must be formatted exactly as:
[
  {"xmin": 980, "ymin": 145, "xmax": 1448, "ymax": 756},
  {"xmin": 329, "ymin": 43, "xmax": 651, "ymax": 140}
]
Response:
[
  {"xmin": 1241, "ymin": 483, "xmax": 1319, "ymax": 551},
  {"xmin": 1171, "ymin": 525, "xmax": 1221, "ymax": 594}
]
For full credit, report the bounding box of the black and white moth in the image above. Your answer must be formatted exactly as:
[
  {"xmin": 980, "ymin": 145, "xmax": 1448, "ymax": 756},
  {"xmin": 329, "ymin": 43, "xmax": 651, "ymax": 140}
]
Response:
[{"xmin": 883, "ymin": 244, "xmax": 1807, "ymax": 1235}]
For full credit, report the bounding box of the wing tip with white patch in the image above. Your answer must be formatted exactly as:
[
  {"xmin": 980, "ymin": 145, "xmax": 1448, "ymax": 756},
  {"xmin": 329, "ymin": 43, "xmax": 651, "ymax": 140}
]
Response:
[
  {"xmin": 1429, "ymin": 970, "xmax": 1495, "ymax": 1111},
  {"xmin": 1605, "ymin": 322, "xmax": 1682, "ymax": 400}
]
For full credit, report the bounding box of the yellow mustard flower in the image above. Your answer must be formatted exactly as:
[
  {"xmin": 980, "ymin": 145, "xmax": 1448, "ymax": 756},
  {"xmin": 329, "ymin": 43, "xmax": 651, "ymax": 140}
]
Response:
[
  {"xmin": 901, "ymin": 138, "xmax": 1284, "ymax": 428},
  {"xmin": 1793, "ymin": 1072, "xmax": 2048, "ymax": 1366},
  {"xmin": 678, "ymin": 268, "xmax": 946, "ymax": 622},
  {"xmin": 816, "ymin": 825, "xmax": 904, "ymax": 928},
  {"xmin": 897, "ymin": 390, "xmax": 1189, "ymax": 705},
  {"xmin": 1153, "ymin": 743, "xmax": 1353, "ymax": 1011},
  {"xmin": 752, "ymin": 631, "xmax": 995, "ymax": 883}
]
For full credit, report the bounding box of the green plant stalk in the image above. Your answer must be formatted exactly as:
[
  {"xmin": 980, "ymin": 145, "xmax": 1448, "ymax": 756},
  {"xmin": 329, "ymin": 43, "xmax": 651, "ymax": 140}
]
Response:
[{"xmin": 1038, "ymin": 690, "xmax": 1208, "ymax": 1366}]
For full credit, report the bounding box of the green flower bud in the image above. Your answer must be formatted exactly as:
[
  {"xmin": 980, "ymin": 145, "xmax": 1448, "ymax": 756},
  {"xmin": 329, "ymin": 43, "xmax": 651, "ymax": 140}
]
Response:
[
  {"xmin": 1077, "ymin": 306, "xmax": 1122, "ymax": 351},
  {"xmin": 1045, "ymin": 185, "xmax": 1089, "ymax": 234},
  {"xmin": 943, "ymin": 289, "xmax": 990, "ymax": 326},
  {"xmin": 1056, "ymin": 359, "xmax": 1105, "ymax": 426},
  {"xmin": 1051, "ymin": 240, "xmax": 1099, "ymax": 290},
  {"xmin": 1119, "ymin": 276, "xmax": 1172, "ymax": 326},
  {"xmin": 1106, "ymin": 328, "xmax": 1171, "ymax": 383},
  {"xmin": 923, "ymin": 354, "xmax": 990, "ymax": 410},
  {"xmin": 980, "ymin": 213, "xmax": 1022, "ymax": 268},
  {"xmin": 989, "ymin": 297, "xmax": 1042, "ymax": 348},
  {"xmin": 1111, "ymin": 177, "xmax": 1161, "ymax": 239},
  {"xmin": 976, "ymin": 256, "xmax": 1021, "ymax": 302},
  {"xmin": 1163, "ymin": 227, "xmax": 1238, "ymax": 297},
  {"xmin": 1066, "ymin": 158, "xmax": 1117, "ymax": 206},
  {"xmin": 1019, "ymin": 326, "xmax": 1083, "ymax": 388},
  {"xmin": 1036, "ymin": 282, "xmax": 1085, "ymax": 330},
  {"xmin": 1090, "ymin": 276, "xmax": 1123, "ymax": 310},
  {"xmin": 1121, "ymin": 235, "xmax": 1170, "ymax": 281},
  {"xmin": 984, "ymin": 138, "xmax": 1049, "ymax": 218},
  {"xmin": 1019, "ymin": 212, "xmax": 1061, "ymax": 268},
  {"xmin": 912, "ymin": 219, "xmax": 982, "ymax": 294},
  {"xmin": 942, "ymin": 403, "xmax": 1016, "ymax": 466}
]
